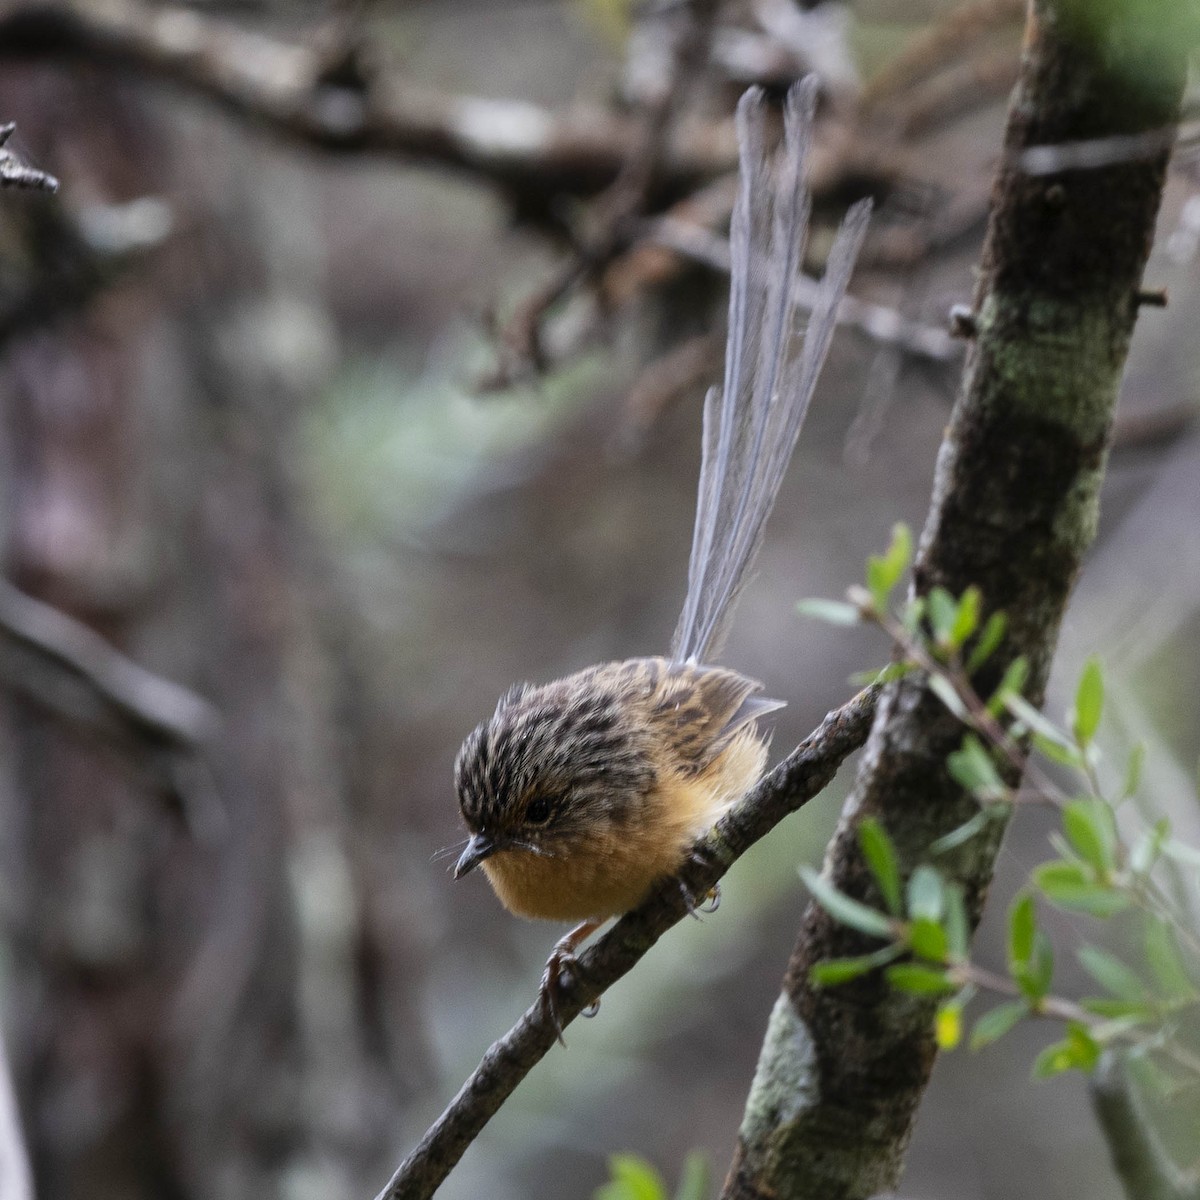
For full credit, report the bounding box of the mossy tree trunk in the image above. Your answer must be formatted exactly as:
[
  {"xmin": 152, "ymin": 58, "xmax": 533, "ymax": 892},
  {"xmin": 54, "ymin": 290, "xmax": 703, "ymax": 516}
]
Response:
[{"xmin": 722, "ymin": 2, "xmax": 1192, "ymax": 1197}]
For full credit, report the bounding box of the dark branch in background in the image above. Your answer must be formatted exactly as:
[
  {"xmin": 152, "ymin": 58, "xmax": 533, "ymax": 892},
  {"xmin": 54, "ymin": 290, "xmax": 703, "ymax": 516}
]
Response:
[
  {"xmin": 0, "ymin": 122, "xmax": 58, "ymax": 191},
  {"xmin": 480, "ymin": 0, "xmax": 723, "ymax": 386},
  {"xmin": 0, "ymin": 0, "xmax": 737, "ymax": 211},
  {"xmin": 721, "ymin": 1, "xmax": 1189, "ymax": 1197},
  {"xmin": 0, "ymin": 578, "xmax": 225, "ymax": 831},
  {"xmin": 372, "ymin": 687, "xmax": 878, "ymax": 1200},
  {"xmin": 1092, "ymin": 1050, "xmax": 1200, "ymax": 1200},
  {"xmin": 0, "ymin": 195, "xmax": 173, "ymax": 347}
]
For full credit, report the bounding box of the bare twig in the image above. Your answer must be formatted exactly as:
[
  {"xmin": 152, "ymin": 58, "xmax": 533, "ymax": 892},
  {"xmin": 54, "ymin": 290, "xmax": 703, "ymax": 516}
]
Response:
[
  {"xmin": 372, "ymin": 686, "xmax": 878, "ymax": 1200},
  {"xmin": 0, "ymin": 122, "xmax": 58, "ymax": 191}
]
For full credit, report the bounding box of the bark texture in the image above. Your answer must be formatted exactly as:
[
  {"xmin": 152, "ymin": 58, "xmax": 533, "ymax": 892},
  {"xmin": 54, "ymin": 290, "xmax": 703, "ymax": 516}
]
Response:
[{"xmin": 722, "ymin": 2, "xmax": 1190, "ymax": 1197}]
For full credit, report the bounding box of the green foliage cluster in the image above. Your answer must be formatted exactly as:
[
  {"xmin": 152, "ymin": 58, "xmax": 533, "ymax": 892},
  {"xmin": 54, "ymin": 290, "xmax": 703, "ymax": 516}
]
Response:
[
  {"xmin": 799, "ymin": 525, "xmax": 1200, "ymax": 1085},
  {"xmin": 594, "ymin": 1152, "xmax": 710, "ymax": 1200}
]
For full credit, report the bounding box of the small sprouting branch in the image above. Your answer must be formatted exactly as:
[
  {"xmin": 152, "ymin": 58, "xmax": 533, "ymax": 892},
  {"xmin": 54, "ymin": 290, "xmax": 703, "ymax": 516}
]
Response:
[
  {"xmin": 0, "ymin": 123, "xmax": 58, "ymax": 192},
  {"xmin": 371, "ymin": 686, "xmax": 878, "ymax": 1200},
  {"xmin": 798, "ymin": 525, "xmax": 1200, "ymax": 1200}
]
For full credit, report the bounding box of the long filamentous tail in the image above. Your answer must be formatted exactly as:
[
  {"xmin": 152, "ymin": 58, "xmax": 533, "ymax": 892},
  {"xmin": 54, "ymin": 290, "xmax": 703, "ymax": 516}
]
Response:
[{"xmin": 670, "ymin": 80, "xmax": 871, "ymax": 666}]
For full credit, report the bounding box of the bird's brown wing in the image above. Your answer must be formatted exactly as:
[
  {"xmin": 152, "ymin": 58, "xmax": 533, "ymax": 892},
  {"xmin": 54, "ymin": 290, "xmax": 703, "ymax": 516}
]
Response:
[{"xmin": 635, "ymin": 658, "xmax": 783, "ymax": 776}]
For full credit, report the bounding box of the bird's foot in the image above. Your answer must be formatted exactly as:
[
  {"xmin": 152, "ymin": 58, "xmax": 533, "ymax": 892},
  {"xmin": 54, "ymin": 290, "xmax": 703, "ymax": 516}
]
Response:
[
  {"xmin": 679, "ymin": 846, "xmax": 722, "ymax": 918},
  {"xmin": 539, "ymin": 921, "xmax": 600, "ymax": 1044}
]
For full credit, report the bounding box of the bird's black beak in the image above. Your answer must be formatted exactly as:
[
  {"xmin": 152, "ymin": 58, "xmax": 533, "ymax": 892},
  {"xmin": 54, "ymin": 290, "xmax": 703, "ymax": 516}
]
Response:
[{"xmin": 454, "ymin": 833, "xmax": 500, "ymax": 879}]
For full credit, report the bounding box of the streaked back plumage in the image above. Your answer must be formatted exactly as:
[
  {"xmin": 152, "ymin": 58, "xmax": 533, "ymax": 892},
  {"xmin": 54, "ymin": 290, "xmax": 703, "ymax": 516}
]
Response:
[{"xmin": 670, "ymin": 81, "xmax": 872, "ymax": 665}]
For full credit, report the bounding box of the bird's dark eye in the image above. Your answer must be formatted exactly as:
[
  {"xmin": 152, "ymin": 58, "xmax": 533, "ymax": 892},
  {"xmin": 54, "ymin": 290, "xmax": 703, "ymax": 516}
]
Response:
[{"xmin": 525, "ymin": 796, "xmax": 553, "ymax": 825}]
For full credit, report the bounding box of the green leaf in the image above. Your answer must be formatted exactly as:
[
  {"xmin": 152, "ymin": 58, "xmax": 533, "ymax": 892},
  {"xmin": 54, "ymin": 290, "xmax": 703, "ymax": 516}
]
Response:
[
  {"xmin": 970, "ymin": 1000, "xmax": 1028, "ymax": 1049},
  {"xmin": 596, "ymin": 1155, "xmax": 668, "ymax": 1200},
  {"xmin": 799, "ymin": 866, "xmax": 895, "ymax": 939},
  {"xmin": 849, "ymin": 661, "xmax": 914, "ymax": 687},
  {"xmin": 909, "ymin": 916, "xmax": 949, "ymax": 962},
  {"xmin": 1062, "ymin": 800, "xmax": 1116, "ymax": 873},
  {"xmin": 907, "ymin": 865, "xmax": 946, "ymax": 922},
  {"xmin": 927, "ymin": 674, "xmax": 969, "ymax": 721},
  {"xmin": 1008, "ymin": 893, "xmax": 1036, "ymax": 969},
  {"xmin": 1121, "ymin": 743, "xmax": 1146, "ymax": 801},
  {"xmin": 1130, "ymin": 818, "xmax": 1169, "ymax": 876},
  {"xmin": 674, "ymin": 1152, "xmax": 710, "ymax": 1200},
  {"xmin": 1006, "ymin": 695, "xmax": 1082, "ymax": 766},
  {"xmin": 809, "ymin": 943, "xmax": 904, "ymax": 986},
  {"xmin": 858, "ymin": 819, "xmax": 903, "ymax": 915},
  {"xmin": 927, "ymin": 587, "xmax": 958, "ymax": 644},
  {"xmin": 1078, "ymin": 946, "xmax": 1147, "ymax": 1002},
  {"xmin": 885, "ymin": 964, "xmax": 958, "ymax": 995},
  {"xmin": 943, "ymin": 884, "xmax": 970, "ymax": 962},
  {"xmin": 949, "ymin": 586, "xmax": 982, "ymax": 648},
  {"xmin": 1033, "ymin": 863, "xmax": 1130, "ymax": 917},
  {"xmin": 947, "ymin": 734, "xmax": 1005, "ymax": 800},
  {"xmin": 1032, "ymin": 1023, "xmax": 1100, "ymax": 1077},
  {"xmin": 866, "ymin": 523, "xmax": 912, "ymax": 612},
  {"xmin": 930, "ymin": 809, "xmax": 994, "ymax": 855},
  {"xmin": 902, "ymin": 596, "xmax": 925, "ymax": 637},
  {"xmin": 1079, "ymin": 997, "xmax": 1158, "ymax": 1021},
  {"xmin": 797, "ymin": 598, "xmax": 861, "ymax": 626},
  {"xmin": 1144, "ymin": 919, "xmax": 1196, "ymax": 1001},
  {"xmin": 1015, "ymin": 931, "xmax": 1055, "ymax": 1001},
  {"xmin": 935, "ymin": 999, "xmax": 962, "ymax": 1049},
  {"xmin": 1034, "ymin": 733, "xmax": 1087, "ymax": 770},
  {"xmin": 1072, "ymin": 656, "xmax": 1105, "ymax": 747},
  {"xmin": 966, "ymin": 611, "xmax": 1007, "ymax": 674},
  {"xmin": 986, "ymin": 655, "xmax": 1028, "ymax": 716}
]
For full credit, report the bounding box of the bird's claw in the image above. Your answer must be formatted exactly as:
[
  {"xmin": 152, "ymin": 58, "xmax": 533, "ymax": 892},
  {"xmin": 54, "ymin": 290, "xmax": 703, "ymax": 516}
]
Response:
[
  {"xmin": 679, "ymin": 877, "xmax": 721, "ymax": 917},
  {"xmin": 539, "ymin": 944, "xmax": 600, "ymax": 1042},
  {"xmin": 679, "ymin": 845, "xmax": 722, "ymax": 917}
]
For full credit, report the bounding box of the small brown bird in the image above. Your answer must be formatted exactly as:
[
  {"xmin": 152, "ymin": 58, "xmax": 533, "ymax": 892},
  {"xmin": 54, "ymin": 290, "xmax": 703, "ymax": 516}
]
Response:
[{"xmin": 453, "ymin": 79, "xmax": 870, "ymax": 1030}]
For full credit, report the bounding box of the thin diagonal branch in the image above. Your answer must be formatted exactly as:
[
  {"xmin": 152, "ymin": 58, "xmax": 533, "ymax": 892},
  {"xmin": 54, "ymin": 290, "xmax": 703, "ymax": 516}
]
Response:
[
  {"xmin": 0, "ymin": 578, "xmax": 218, "ymax": 750},
  {"xmin": 372, "ymin": 685, "xmax": 878, "ymax": 1200},
  {"xmin": 0, "ymin": 578, "xmax": 226, "ymax": 832}
]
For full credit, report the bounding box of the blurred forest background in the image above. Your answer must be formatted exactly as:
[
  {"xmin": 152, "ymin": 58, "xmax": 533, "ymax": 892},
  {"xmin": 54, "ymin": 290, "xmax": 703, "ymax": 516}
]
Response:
[{"xmin": 0, "ymin": 1, "xmax": 1197, "ymax": 1198}]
